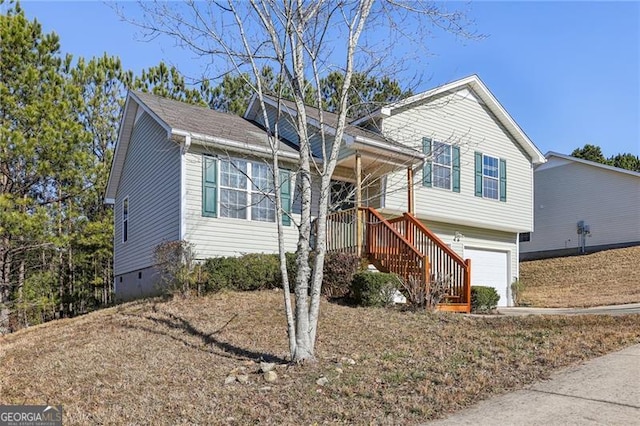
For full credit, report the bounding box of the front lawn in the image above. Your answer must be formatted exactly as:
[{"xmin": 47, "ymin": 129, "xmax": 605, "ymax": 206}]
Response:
[{"xmin": 1, "ymin": 290, "xmax": 639, "ymax": 424}]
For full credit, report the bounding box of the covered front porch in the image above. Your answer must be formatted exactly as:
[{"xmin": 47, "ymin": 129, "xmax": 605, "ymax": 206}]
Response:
[{"xmin": 325, "ymin": 141, "xmax": 472, "ymax": 313}]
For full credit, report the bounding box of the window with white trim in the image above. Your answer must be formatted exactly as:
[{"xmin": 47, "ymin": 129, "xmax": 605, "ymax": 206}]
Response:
[
  {"xmin": 214, "ymin": 158, "xmax": 277, "ymax": 222},
  {"xmin": 482, "ymin": 155, "xmax": 499, "ymax": 200},
  {"xmin": 432, "ymin": 141, "xmax": 452, "ymax": 190},
  {"xmin": 122, "ymin": 198, "xmax": 129, "ymax": 242}
]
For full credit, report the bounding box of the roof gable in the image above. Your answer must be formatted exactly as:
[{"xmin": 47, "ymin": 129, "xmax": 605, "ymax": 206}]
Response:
[
  {"xmin": 105, "ymin": 91, "xmax": 300, "ymax": 203},
  {"xmin": 353, "ymin": 75, "xmax": 546, "ymax": 165},
  {"xmin": 540, "ymin": 152, "xmax": 640, "ymax": 178}
]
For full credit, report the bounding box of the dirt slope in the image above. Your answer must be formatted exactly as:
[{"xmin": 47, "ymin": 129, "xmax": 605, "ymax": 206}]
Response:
[{"xmin": 520, "ymin": 246, "xmax": 640, "ymax": 308}]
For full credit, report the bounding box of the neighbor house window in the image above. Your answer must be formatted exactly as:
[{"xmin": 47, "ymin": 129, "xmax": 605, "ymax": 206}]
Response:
[
  {"xmin": 474, "ymin": 151, "xmax": 507, "ymax": 202},
  {"xmin": 122, "ymin": 198, "xmax": 129, "ymax": 242},
  {"xmin": 203, "ymin": 155, "xmax": 291, "ymax": 224},
  {"xmin": 422, "ymin": 138, "xmax": 460, "ymax": 192}
]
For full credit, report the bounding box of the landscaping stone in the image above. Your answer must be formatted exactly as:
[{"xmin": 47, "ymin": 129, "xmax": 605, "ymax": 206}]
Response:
[
  {"xmin": 224, "ymin": 375, "xmax": 236, "ymax": 385},
  {"xmin": 236, "ymin": 374, "xmax": 250, "ymax": 384},
  {"xmin": 263, "ymin": 371, "xmax": 278, "ymax": 383},
  {"xmin": 260, "ymin": 362, "xmax": 276, "ymax": 373},
  {"xmin": 340, "ymin": 356, "xmax": 356, "ymax": 365},
  {"xmin": 316, "ymin": 376, "xmax": 329, "ymax": 386}
]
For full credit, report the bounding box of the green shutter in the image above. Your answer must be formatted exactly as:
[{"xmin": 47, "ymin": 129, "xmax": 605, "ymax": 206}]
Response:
[
  {"xmin": 280, "ymin": 169, "xmax": 291, "ymax": 226},
  {"xmin": 452, "ymin": 146, "xmax": 461, "ymax": 193},
  {"xmin": 499, "ymin": 158, "xmax": 507, "ymax": 202},
  {"xmin": 474, "ymin": 151, "xmax": 483, "ymax": 197},
  {"xmin": 422, "ymin": 137, "xmax": 432, "ymax": 187},
  {"xmin": 203, "ymin": 156, "xmax": 217, "ymax": 217}
]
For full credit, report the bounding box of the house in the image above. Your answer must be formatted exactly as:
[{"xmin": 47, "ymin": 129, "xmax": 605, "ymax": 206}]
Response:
[
  {"xmin": 520, "ymin": 152, "xmax": 640, "ymax": 260},
  {"xmin": 105, "ymin": 75, "xmax": 545, "ymax": 307}
]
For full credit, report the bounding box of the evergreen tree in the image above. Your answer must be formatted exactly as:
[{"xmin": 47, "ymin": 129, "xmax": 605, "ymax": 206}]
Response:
[
  {"xmin": 0, "ymin": 1, "xmax": 90, "ymax": 314},
  {"xmin": 571, "ymin": 144, "xmax": 608, "ymax": 164}
]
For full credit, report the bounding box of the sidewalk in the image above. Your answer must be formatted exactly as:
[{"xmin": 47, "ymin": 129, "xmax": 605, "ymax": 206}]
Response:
[
  {"xmin": 426, "ymin": 344, "xmax": 640, "ymax": 425},
  {"xmin": 498, "ymin": 303, "xmax": 640, "ymax": 316}
]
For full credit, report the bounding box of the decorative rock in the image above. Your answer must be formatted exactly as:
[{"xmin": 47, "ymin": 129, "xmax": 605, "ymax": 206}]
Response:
[
  {"xmin": 263, "ymin": 370, "xmax": 278, "ymax": 383},
  {"xmin": 316, "ymin": 376, "xmax": 329, "ymax": 386},
  {"xmin": 224, "ymin": 375, "xmax": 236, "ymax": 385},
  {"xmin": 260, "ymin": 362, "xmax": 276, "ymax": 373},
  {"xmin": 340, "ymin": 357, "xmax": 356, "ymax": 365},
  {"xmin": 334, "ymin": 367, "xmax": 343, "ymax": 375},
  {"xmin": 236, "ymin": 374, "xmax": 250, "ymax": 384}
]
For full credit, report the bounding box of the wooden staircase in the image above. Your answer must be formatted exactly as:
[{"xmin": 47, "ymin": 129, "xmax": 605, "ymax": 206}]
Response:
[{"xmin": 326, "ymin": 207, "xmax": 471, "ymax": 312}]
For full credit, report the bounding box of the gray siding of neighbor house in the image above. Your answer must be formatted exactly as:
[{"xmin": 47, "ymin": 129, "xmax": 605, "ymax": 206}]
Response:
[
  {"xmin": 520, "ymin": 160, "xmax": 640, "ymax": 258},
  {"xmin": 184, "ymin": 144, "xmax": 307, "ymax": 259},
  {"xmin": 380, "ymin": 87, "xmax": 535, "ymax": 233},
  {"xmin": 114, "ymin": 112, "xmax": 181, "ymax": 280}
]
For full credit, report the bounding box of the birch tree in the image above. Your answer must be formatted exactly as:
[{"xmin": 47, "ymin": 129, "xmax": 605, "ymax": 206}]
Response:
[{"xmin": 122, "ymin": 0, "xmax": 472, "ymax": 362}]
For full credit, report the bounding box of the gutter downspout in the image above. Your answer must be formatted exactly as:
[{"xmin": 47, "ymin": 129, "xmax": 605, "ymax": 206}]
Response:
[{"xmin": 180, "ymin": 134, "xmax": 191, "ymax": 241}]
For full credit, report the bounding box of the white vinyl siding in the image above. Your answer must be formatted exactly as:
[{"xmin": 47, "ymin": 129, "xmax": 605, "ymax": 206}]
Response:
[
  {"xmin": 380, "ymin": 87, "xmax": 534, "ymax": 233},
  {"xmin": 185, "ymin": 145, "xmax": 305, "ymax": 259},
  {"xmin": 114, "ymin": 112, "xmax": 181, "ymax": 275},
  {"xmin": 521, "ymin": 160, "xmax": 640, "ymax": 254}
]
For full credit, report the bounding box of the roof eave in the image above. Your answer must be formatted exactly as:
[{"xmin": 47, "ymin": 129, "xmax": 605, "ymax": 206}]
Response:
[{"xmin": 544, "ymin": 151, "xmax": 640, "ymax": 177}]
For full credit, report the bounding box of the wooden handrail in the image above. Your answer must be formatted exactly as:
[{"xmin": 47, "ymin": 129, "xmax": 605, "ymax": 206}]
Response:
[
  {"xmin": 325, "ymin": 207, "xmax": 471, "ymax": 312},
  {"xmin": 360, "ymin": 207, "xmax": 423, "ymax": 258},
  {"xmin": 402, "ymin": 212, "xmax": 466, "ymax": 266},
  {"xmin": 358, "ymin": 207, "xmax": 427, "ymax": 286},
  {"xmin": 325, "ymin": 208, "xmax": 360, "ymax": 254}
]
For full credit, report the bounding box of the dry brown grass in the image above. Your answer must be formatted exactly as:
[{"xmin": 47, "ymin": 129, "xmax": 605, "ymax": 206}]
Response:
[
  {"xmin": 1, "ymin": 290, "xmax": 639, "ymax": 425},
  {"xmin": 520, "ymin": 246, "xmax": 640, "ymax": 308}
]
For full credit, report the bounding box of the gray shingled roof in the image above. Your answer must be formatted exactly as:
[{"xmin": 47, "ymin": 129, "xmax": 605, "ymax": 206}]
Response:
[
  {"xmin": 273, "ymin": 97, "xmax": 422, "ymax": 152},
  {"xmin": 132, "ymin": 91, "xmax": 300, "ymax": 155}
]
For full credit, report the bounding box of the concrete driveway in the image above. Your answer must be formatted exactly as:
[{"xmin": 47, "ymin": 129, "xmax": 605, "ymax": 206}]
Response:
[
  {"xmin": 426, "ymin": 344, "xmax": 640, "ymax": 425},
  {"xmin": 498, "ymin": 303, "xmax": 640, "ymax": 316}
]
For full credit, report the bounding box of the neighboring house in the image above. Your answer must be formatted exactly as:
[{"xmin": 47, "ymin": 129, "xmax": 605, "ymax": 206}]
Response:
[
  {"xmin": 105, "ymin": 75, "xmax": 545, "ymax": 307},
  {"xmin": 520, "ymin": 152, "xmax": 640, "ymax": 260}
]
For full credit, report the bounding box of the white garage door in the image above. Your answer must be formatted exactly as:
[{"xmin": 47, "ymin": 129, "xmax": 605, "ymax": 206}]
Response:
[{"xmin": 464, "ymin": 248, "xmax": 509, "ymax": 307}]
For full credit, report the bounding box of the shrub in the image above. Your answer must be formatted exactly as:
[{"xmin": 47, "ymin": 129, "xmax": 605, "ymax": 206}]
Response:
[
  {"xmin": 321, "ymin": 252, "xmax": 362, "ymax": 298},
  {"xmin": 154, "ymin": 240, "xmax": 200, "ymax": 296},
  {"xmin": 400, "ymin": 274, "xmax": 451, "ymax": 310},
  {"xmin": 204, "ymin": 253, "xmax": 282, "ymax": 292},
  {"xmin": 511, "ymin": 279, "xmax": 526, "ymax": 306},
  {"xmin": 471, "ymin": 286, "xmax": 500, "ymax": 313},
  {"xmin": 350, "ymin": 272, "xmax": 398, "ymax": 307}
]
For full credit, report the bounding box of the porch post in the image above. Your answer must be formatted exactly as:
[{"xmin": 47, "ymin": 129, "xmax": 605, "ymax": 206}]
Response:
[
  {"xmin": 355, "ymin": 153, "xmax": 363, "ymax": 257},
  {"xmin": 407, "ymin": 167, "xmax": 414, "ymax": 215}
]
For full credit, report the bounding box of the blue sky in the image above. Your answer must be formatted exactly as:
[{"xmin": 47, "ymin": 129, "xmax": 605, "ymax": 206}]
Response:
[{"xmin": 12, "ymin": 1, "xmax": 640, "ymax": 156}]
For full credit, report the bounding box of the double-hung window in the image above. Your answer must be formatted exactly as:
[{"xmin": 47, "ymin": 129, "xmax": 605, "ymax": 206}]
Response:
[
  {"xmin": 433, "ymin": 141, "xmax": 452, "ymax": 190},
  {"xmin": 219, "ymin": 159, "xmax": 249, "ymax": 219},
  {"xmin": 482, "ymin": 155, "xmax": 500, "ymax": 200},
  {"xmin": 203, "ymin": 155, "xmax": 290, "ymax": 223},
  {"xmin": 250, "ymin": 162, "xmax": 276, "ymax": 222},
  {"xmin": 422, "ymin": 138, "xmax": 460, "ymax": 192},
  {"xmin": 474, "ymin": 151, "xmax": 507, "ymax": 202}
]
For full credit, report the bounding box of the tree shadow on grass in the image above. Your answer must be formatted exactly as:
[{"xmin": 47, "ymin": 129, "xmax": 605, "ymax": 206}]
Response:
[{"xmin": 118, "ymin": 307, "xmax": 287, "ymax": 364}]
